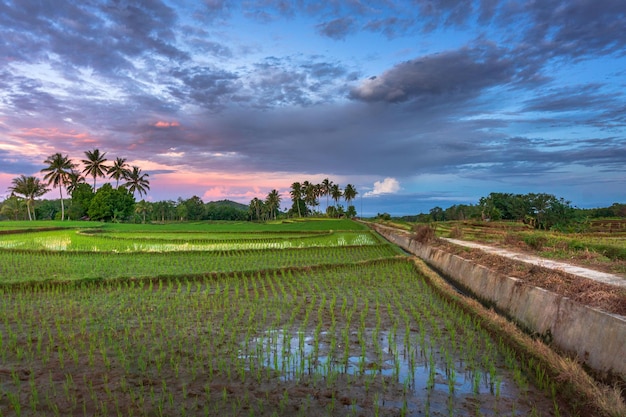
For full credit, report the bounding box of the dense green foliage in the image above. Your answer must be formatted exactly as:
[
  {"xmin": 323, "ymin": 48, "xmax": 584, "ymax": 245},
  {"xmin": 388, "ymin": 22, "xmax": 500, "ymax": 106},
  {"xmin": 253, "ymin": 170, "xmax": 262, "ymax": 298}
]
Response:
[
  {"xmin": 398, "ymin": 193, "xmax": 625, "ymax": 232},
  {"xmin": 87, "ymin": 184, "xmax": 135, "ymax": 221}
]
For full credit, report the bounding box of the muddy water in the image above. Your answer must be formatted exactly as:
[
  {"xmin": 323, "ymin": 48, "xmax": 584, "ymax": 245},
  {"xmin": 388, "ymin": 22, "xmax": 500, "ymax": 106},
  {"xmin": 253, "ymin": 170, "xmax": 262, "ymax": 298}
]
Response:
[{"xmin": 241, "ymin": 328, "xmax": 558, "ymax": 416}]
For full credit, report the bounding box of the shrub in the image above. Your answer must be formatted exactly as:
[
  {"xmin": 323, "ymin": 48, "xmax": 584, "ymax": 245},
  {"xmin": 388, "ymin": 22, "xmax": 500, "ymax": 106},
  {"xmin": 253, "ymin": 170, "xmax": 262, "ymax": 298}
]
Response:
[
  {"xmin": 412, "ymin": 225, "xmax": 436, "ymax": 243},
  {"xmin": 449, "ymin": 227, "xmax": 463, "ymax": 239},
  {"xmin": 523, "ymin": 235, "xmax": 548, "ymax": 250}
]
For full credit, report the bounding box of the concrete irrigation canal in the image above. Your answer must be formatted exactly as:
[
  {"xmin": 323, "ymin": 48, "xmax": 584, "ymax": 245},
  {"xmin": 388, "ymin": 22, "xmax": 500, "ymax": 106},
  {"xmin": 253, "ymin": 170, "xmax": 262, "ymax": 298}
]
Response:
[{"xmin": 369, "ymin": 223, "xmax": 626, "ymax": 381}]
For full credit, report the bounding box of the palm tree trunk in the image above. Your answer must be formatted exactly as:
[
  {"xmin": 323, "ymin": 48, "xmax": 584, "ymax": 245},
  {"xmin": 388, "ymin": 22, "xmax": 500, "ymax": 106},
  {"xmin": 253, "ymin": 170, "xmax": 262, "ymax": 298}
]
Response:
[{"xmin": 59, "ymin": 187, "xmax": 65, "ymax": 221}]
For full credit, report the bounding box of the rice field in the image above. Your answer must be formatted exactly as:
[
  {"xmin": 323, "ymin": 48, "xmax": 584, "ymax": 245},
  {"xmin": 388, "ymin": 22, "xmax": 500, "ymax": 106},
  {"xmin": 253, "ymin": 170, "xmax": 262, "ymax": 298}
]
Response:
[{"xmin": 0, "ymin": 220, "xmax": 581, "ymax": 416}]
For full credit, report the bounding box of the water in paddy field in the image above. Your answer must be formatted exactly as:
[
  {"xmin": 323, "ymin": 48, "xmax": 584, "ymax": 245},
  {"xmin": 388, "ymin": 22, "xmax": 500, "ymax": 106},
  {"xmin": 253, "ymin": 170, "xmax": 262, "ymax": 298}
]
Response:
[{"xmin": 240, "ymin": 329, "xmax": 558, "ymax": 416}]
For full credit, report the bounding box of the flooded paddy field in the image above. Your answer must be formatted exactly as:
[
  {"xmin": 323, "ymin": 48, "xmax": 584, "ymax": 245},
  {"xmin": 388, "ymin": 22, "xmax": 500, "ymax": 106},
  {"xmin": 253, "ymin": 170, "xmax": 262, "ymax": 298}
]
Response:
[{"xmin": 0, "ymin": 220, "xmax": 588, "ymax": 415}]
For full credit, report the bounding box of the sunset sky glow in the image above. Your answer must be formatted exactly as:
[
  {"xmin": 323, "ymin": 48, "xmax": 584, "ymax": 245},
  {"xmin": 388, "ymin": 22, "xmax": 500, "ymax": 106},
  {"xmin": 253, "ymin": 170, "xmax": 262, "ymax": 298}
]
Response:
[{"xmin": 1, "ymin": 1, "xmax": 625, "ymax": 215}]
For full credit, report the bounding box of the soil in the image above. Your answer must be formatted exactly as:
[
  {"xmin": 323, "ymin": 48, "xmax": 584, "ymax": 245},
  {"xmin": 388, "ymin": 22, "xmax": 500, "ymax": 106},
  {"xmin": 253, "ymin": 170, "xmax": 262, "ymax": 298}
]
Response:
[{"xmin": 427, "ymin": 237, "xmax": 626, "ymax": 317}]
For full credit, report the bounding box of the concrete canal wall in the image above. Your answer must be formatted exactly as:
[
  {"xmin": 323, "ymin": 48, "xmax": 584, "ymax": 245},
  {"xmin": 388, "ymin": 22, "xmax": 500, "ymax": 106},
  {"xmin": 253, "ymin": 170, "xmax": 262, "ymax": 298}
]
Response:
[{"xmin": 371, "ymin": 224, "xmax": 626, "ymax": 380}]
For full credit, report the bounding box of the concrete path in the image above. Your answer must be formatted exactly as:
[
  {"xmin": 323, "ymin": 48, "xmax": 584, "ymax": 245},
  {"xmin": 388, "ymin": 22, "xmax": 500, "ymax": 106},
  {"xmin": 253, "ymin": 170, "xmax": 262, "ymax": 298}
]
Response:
[{"xmin": 443, "ymin": 238, "xmax": 626, "ymax": 289}]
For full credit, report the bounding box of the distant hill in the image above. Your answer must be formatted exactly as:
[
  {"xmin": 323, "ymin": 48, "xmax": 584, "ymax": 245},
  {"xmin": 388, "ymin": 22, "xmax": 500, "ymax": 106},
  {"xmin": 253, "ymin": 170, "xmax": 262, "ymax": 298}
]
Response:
[
  {"xmin": 204, "ymin": 199, "xmax": 249, "ymax": 221},
  {"xmin": 205, "ymin": 199, "xmax": 248, "ymax": 211}
]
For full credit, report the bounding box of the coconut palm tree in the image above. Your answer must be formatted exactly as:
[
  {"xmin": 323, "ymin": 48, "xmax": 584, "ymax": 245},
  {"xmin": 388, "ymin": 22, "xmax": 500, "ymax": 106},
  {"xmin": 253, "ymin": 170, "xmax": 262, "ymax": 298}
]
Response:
[
  {"xmin": 265, "ymin": 189, "xmax": 281, "ymax": 220},
  {"xmin": 41, "ymin": 153, "xmax": 75, "ymax": 221},
  {"xmin": 321, "ymin": 178, "xmax": 333, "ymax": 211},
  {"xmin": 124, "ymin": 166, "xmax": 150, "ymax": 199},
  {"xmin": 108, "ymin": 157, "xmax": 131, "ymax": 187},
  {"xmin": 66, "ymin": 170, "xmax": 86, "ymax": 195},
  {"xmin": 290, "ymin": 182, "xmax": 303, "ymax": 217},
  {"xmin": 249, "ymin": 197, "xmax": 263, "ymax": 221},
  {"xmin": 302, "ymin": 181, "xmax": 320, "ymax": 213},
  {"xmin": 330, "ymin": 184, "xmax": 343, "ymax": 217},
  {"xmin": 343, "ymin": 183, "xmax": 357, "ymax": 207},
  {"xmin": 81, "ymin": 149, "xmax": 109, "ymax": 190},
  {"xmin": 8, "ymin": 175, "xmax": 49, "ymax": 221}
]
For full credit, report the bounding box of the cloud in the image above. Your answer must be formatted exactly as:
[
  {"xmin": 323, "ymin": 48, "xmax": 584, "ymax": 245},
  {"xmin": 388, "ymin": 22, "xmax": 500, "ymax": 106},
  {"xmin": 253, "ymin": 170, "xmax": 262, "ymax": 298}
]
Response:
[
  {"xmin": 522, "ymin": 84, "xmax": 621, "ymax": 113},
  {"xmin": 154, "ymin": 121, "xmax": 181, "ymax": 129},
  {"xmin": 316, "ymin": 17, "xmax": 355, "ymax": 40},
  {"xmin": 364, "ymin": 178, "xmax": 400, "ymax": 197},
  {"xmin": 349, "ymin": 45, "xmax": 514, "ymax": 103}
]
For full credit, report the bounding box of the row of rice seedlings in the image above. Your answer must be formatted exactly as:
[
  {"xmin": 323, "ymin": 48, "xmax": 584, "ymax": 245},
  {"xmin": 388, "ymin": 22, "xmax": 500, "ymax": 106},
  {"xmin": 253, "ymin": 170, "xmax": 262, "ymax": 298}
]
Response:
[
  {"xmin": 0, "ymin": 244, "xmax": 400, "ymax": 283},
  {"xmin": 0, "ymin": 259, "xmax": 564, "ymax": 416}
]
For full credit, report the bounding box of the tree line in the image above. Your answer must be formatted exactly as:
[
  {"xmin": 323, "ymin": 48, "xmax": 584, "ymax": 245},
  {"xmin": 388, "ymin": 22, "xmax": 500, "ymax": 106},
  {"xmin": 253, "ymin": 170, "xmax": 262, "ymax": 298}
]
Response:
[
  {"xmin": 2, "ymin": 150, "xmax": 149, "ymax": 221},
  {"xmin": 398, "ymin": 192, "xmax": 626, "ymax": 231},
  {"xmin": 2, "ymin": 163, "xmax": 360, "ymax": 223}
]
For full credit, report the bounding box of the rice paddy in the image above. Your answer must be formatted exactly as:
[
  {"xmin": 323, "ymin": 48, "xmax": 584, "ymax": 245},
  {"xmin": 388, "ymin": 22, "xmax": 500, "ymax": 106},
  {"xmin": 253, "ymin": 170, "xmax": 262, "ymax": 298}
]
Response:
[{"xmin": 0, "ymin": 220, "xmax": 582, "ymax": 416}]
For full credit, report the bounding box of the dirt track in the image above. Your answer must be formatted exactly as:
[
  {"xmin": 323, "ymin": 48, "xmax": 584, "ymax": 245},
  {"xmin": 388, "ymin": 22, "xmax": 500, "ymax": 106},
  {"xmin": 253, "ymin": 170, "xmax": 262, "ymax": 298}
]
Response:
[{"xmin": 444, "ymin": 238, "xmax": 626, "ymax": 289}]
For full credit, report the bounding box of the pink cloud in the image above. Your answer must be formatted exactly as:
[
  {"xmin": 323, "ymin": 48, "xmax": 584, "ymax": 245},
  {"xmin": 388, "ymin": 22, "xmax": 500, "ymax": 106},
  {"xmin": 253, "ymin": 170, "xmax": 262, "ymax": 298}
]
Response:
[{"xmin": 154, "ymin": 121, "xmax": 180, "ymax": 128}]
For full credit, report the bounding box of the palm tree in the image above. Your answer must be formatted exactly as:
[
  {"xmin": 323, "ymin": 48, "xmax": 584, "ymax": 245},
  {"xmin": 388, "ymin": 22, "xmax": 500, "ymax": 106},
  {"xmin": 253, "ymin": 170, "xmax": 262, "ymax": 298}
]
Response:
[
  {"xmin": 81, "ymin": 149, "xmax": 109, "ymax": 190},
  {"xmin": 321, "ymin": 178, "xmax": 333, "ymax": 212},
  {"xmin": 8, "ymin": 175, "xmax": 49, "ymax": 221},
  {"xmin": 330, "ymin": 184, "xmax": 343, "ymax": 215},
  {"xmin": 343, "ymin": 184, "xmax": 358, "ymax": 207},
  {"xmin": 249, "ymin": 197, "xmax": 263, "ymax": 221},
  {"xmin": 265, "ymin": 189, "xmax": 281, "ymax": 220},
  {"xmin": 290, "ymin": 182, "xmax": 303, "ymax": 217},
  {"xmin": 66, "ymin": 170, "xmax": 86, "ymax": 195},
  {"xmin": 302, "ymin": 181, "xmax": 319, "ymax": 214},
  {"xmin": 108, "ymin": 157, "xmax": 131, "ymax": 187},
  {"xmin": 124, "ymin": 166, "xmax": 150, "ymax": 199},
  {"xmin": 41, "ymin": 153, "xmax": 75, "ymax": 221}
]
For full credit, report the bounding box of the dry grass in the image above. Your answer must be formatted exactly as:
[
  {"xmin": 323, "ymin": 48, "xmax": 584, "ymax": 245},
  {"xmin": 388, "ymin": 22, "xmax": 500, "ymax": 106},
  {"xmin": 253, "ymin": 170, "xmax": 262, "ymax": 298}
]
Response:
[{"xmin": 433, "ymin": 239, "xmax": 626, "ymax": 316}]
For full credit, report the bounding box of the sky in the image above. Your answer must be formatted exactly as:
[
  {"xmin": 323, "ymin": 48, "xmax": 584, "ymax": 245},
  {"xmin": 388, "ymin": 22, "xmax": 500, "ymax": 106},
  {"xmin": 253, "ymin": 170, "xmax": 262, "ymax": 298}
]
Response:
[{"xmin": 1, "ymin": 0, "xmax": 625, "ymax": 216}]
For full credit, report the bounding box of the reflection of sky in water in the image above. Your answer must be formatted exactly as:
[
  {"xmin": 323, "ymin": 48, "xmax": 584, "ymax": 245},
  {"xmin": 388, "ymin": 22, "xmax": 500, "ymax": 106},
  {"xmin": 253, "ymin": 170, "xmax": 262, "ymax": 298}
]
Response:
[{"xmin": 240, "ymin": 329, "xmax": 514, "ymax": 399}]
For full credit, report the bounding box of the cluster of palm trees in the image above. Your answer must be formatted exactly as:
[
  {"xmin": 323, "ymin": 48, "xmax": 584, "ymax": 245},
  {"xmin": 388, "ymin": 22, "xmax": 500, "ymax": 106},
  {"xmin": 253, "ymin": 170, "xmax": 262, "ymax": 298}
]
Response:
[
  {"xmin": 290, "ymin": 179, "xmax": 357, "ymax": 217},
  {"xmin": 248, "ymin": 179, "xmax": 358, "ymax": 221},
  {"xmin": 7, "ymin": 149, "xmax": 150, "ymax": 221},
  {"xmin": 248, "ymin": 189, "xmax": 281, "ymax": 221}
]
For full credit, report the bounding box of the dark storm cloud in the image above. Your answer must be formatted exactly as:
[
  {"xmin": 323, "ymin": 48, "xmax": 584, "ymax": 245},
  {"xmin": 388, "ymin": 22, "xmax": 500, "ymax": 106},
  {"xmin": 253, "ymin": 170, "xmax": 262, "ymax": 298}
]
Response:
[{"xmin": 349, "ymin": 45, "xmax": 513, "ymax": 103}]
